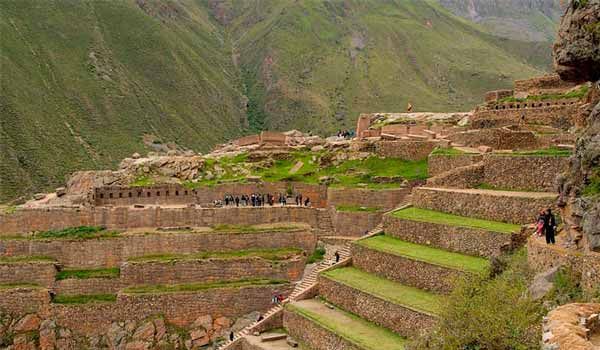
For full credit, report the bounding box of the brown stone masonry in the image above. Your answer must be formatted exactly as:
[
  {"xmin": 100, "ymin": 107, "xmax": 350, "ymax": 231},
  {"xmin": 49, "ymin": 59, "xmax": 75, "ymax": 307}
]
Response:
[
  {"xmin": 331, "ymin": 210, "xmax": 382, "ymax": 237},
  {"xmin": 121, "ymin": 257, "xmax": 306, "ymax": 285},
  {"xmin": 374, "ymin": 140, "xmax": 437, "ymax": 160},
  {"xmin": 0, "ymin": 229, "xmax": 316, "ymax": 268},
  {"xmin": 53, "ymin": 278, "xmax": 124, "ymax": 295},
  {"xmin": 382, "ymin": 215, "xmax": 519, "ymax": 258},
  {"xmin": 472, "ymin": 103, "xmax": 579, "ymax": 129},
  {"xmin": 327, "ymin": 187, "xmax": 410, "ymax": 210},
  {"xmin": 412, "ymin": 187, "xmax": 558, "ymax": 225},
  {"xmin": 428, "ymin": 154, "xmax": 482, "ymax": 177},
  {"xmin": 0, "ymin": 206, "xmax": 323, "ymax": 235},
  {"xmin": 0, "ymin": 262, "xmax": 56, "ymax": 287},
  {"xmin": 283, "ymin": 310, "xmax": 362, "ymax": 350},
  {"xmin": 351, "ymin": 243, "xmax": 464, "ymax": 293},
  {"xmin": 0, "ymin": 287, "xmax": 50, "ymax": 316},
  {"xmin": 318, "ymin": 275, "xmax": 437, "ymax": 337}
]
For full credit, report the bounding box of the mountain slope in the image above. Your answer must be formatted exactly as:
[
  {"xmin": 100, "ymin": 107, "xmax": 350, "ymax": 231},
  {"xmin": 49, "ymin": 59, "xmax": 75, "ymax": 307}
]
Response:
[
  {"xmin": 0, "ymin": 0, "xmax": 559, "ymax": 202},
  {"xmin": 438, "ymin": 0, "xmax": 562, "ymax": 42},
  {"xmin": 0, "ymin": 0, "xmax": 246, "ymax": 201},
  {"xmin": 220, "ymin": 0, "xmax": 548, "ymax": 132}
]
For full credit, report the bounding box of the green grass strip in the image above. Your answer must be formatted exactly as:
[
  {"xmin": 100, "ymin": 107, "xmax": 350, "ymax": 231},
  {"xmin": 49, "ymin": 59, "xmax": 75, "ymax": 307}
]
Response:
[
  {"xmin": 0, "ymin": 256, "xmax": 56, "ymax": 264},
  {"xmin": 52, "ymin": 294, "xmax": 117, "ymax": 304},
  {"xmin": 56, "ymin": 267, "xmax": 120, "ymax": 280},
  {"xmin": 323, "ymin": 267, "xmax": 442, "ymax": 315},
  {"xmin": 123, "ymin": 278, "xmax": 287, "ymax": 294},
  {"xmin": 287, "ymin": 301, "xmax": 406, "ymax": 350},
  {"xmin": 357, "ymin": 235, "xmax": 490, "ymax": 274},
  {"xmin": 492, "ymin": 147, "xmax": 572, "ymax": 157},
  {"xmin": 127, "ymin": 248, "xmax": 302, "ymax": 263},
  {"xmin": 392, "ymin": 207, "xmax": 520, "ymax": 234},
  {"xmin": 336, "ymin": 205, "xmax": 382, "ymax": 213}
]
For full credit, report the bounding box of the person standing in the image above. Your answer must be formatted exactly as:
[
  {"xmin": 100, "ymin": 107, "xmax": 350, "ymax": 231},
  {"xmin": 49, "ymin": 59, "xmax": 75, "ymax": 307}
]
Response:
[
  {"xmin": 544, "ymin": 208, "xmax": 557, "ymax": 245},
  {"xmin": 334, "ymin": 251, "xmax": 340, "ymax": 263}
]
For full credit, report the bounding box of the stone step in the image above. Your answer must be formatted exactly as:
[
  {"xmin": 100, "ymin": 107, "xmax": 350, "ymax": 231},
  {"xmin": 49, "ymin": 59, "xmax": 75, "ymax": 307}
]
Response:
[
  {"xmin": 385, "ymin": 207, "xmax": 524, "ymax": 258},
  {"xmin": 352, "ymin": 235, "xmax": 489, "ymax": 293},
  {"xmin": 412, "ymin": 187, "xmax": 558, "ymax": 224},
  {"xmin": 285, "ymin": 299, "xmax": 406, "ymax": 350},
  {"xmin": 319, "ymin": 267, "xmax": 441, "ymax": 338}
]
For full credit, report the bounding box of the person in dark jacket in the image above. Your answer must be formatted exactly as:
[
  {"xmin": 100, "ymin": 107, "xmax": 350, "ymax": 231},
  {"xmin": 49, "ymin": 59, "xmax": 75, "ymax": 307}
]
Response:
[{"xmin": 544, "ymin": 208, "xmax": 557, "ymax": 244}]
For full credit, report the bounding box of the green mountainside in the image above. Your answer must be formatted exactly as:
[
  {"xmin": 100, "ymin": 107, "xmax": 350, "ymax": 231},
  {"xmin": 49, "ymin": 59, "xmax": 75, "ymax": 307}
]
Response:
[{"xmin": 0, "ymin": 0, "xmax": 556, "ymax": 201}]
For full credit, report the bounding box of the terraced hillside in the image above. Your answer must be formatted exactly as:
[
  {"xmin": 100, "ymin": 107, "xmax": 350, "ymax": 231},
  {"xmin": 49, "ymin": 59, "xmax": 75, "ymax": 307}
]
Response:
[{"xmin": 1, "ymin": 0, "xmax": 557, "ymax": 201}]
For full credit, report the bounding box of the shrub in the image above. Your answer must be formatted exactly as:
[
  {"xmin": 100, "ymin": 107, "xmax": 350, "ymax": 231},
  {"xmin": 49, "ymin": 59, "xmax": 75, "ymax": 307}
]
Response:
[
  {"xmin": 307, "ymin": 247, "xmax": 326, "ymax": 264},
  {"xmin": 410, "ymin": 249, "xmax": 543, "ymax": 350}
]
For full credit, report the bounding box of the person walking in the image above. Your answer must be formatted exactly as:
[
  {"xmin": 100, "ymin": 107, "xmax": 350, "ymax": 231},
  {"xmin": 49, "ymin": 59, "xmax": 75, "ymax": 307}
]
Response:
[
  {"xmin": 535, "ymin": 210, "xmax": 545, "ymax": 237},
  {"xmin": 334, "ymin": 251, "xmax": 340, "ymax": 263},
  {"xmin": 229, "ymin": 331, "xmax": 234, "ymax": 341},
  {"xmin": 544, "ymin": 208, "xmax": 557, "ymax": 244}
]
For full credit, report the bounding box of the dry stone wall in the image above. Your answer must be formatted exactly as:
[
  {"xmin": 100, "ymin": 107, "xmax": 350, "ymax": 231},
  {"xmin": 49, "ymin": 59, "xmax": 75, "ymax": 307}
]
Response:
[
  {"xmin": 331, "ymin": 210, "xmax": 382, "ymax": 237},
  {"xmin": 481, "ymin": 155, "xmax": 567, "ymax": 192},
  {"xmin": 0, "ymin": 229, "xmax": 315, "ymax": 268},
  {"xmin": 472, "ymin": 103, "xmax": 579, "ymax": 129},
  {"xmin": 318, "ymin": 275, "xmax": 436, "ymax": 337},
  {"xmin": 412, "ymin": 187, "xmax": 557, "ymax": 224},
  {"xmin": 0, "ymin": 287, "xmax": 50, "ymax": 316},
  {"xmin": 374, "ymin": 140, "xmax": 437, "ymax": 160},
  {"xmin": 283, "ymin": 310, "xmax": 361, "ymax": 350},
  {"xmin": 54, "ymin": 278, "xmax": 123, "ymax": 295},
  {"xmin": 428, "ymin": 154, "xmax": 482, "ymax": 177},
  {"xmin": 327, "ymin": 187, "xmax": 410, "ymax": 210},
  {"xmin": 382, "ymin": 215, "xmax": 520, "ymax": 258},
  {"xmin": 121, "ymin": 257, "xmax": 305, "ymax": 285},
  {"xmin": 351, "ymin": 243, "xmax": 462, "ymax": 293},
  {"xmin": 0, "ymin": 206, "xmax": 323, "ymax": 235},
  {"xmin": 0, "ymin": 262, "xmax": 56, "ymax": 287}
]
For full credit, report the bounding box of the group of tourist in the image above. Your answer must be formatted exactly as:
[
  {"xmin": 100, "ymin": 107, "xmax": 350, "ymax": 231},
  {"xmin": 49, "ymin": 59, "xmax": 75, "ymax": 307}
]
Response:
[
  {"xmin": 336, "ymin": 129, "xmax": 355, "ymax": 139},
  {"xmin": 534, "ymin": 208, "xmax": 557, "ymax": 245},
  {"xmin": 216, "ymin": 193, "xmax": 311, "ymax": 207}
]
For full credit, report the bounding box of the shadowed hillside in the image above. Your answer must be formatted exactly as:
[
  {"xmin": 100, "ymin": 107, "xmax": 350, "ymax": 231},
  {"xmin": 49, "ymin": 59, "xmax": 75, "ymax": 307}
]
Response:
[{"xmin": 0, "ymin": 0, "xmax": 558, "ymax": 201}]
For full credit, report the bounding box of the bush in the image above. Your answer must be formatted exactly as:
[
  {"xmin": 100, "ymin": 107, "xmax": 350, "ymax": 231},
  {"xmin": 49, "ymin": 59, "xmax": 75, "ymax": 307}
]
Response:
[
  {"xmin": 307, "ymin": 247, "xmax": 326, "ymax": 264},
  {"xmin": 410, "ymin": 249, "xmax": 543, "ymax": 350}
]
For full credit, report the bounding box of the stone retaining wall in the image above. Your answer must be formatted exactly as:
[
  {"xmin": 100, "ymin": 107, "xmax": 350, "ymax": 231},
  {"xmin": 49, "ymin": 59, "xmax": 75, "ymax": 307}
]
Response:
[
  {"xmin": 94, "ymin": 182, "xmax": 328, "ymax": 208},
  {"xmin": 471, "ymin": 104, "xmax": 578, "ymax": 129},
  {"xmin": 382, "ymin": 215, "xmax": 519, "ymax": 258},
  {"xmin": 481, "ymin": 155, "xmax": 567, "ymax": 192},
  {"xmin": 527, "ymin": 237, "xmax": 600, "ymax": 292},
  {"xmin": 327, "ymin": 187, "xmax": 410, "ymax": 210},
  {"xmin": 428, "ymin": 154, "xmax": 482, "ymax": 177},
  {"xmin": 0, "ymin": 287, "xmax": 50, "ymax": 316},
  {"xmin": 51, "ymin": 284, "xmax": 294, "ymax": 335},
  {"xmin": 447, "ymin": 128, "xmax": 539, "ymax": 150},
  {"xmin": 283, "ymin": 309, "xmax": 361, "ymax": 350},
  {"xmin": 351, "ymin": 243, "xmax": 462, "ymax": 293},
  {"xmin": 0, "ymin": 229, "xmax": 316, "ymax": 268},
  {"xmin": 318, "ymin": 275, "xmax": 436, "ymax": 337},
  {"xmin": 412, "ymin": 187, "xmax": 557, "ymax": 224},
  {"xmin": 53, "ymin": 278, "xmax": 123, "ymax": 295},
  {"xmin": 0, "ymin": 262, "xmax": 56, "ymax": 287},
  {"xmin": 0, "ymin": 206, "xmax": 323, "ymax": 235},
  {"xmin": 331, "ymin": 211, "xmax": 382, "ymax": 237},
  {"xmin": 426, "ymin": 163, "xmax": 485, "ymax": 189},
  {"xmin": 374, "ymin": 140, "xmax": 436, "ymax": 160},
  {"xmin": 121, "ymin": 257, "xmax": 305, "ymax": 285}
]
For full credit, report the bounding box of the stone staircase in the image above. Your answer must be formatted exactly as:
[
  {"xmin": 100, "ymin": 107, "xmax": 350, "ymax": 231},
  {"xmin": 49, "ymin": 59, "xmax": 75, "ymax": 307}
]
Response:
[{"xmin": 214, "ymin": 225, "xmax": 381, "ymax": 349}]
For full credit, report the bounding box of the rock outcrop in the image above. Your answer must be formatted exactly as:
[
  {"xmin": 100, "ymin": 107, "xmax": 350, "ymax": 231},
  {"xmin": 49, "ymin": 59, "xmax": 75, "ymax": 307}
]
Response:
[
  {"xmin": 553, "ymin": 0, "xmax": 600, "ymax": 82},
  {"xmin": 554, "ymin": 0, "xmax": 600, "ymax": 251}
]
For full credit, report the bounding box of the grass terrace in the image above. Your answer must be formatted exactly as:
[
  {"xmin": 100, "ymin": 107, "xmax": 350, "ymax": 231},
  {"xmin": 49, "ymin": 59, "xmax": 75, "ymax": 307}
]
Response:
[
  {"xmin": 288, "ymin": 299, "xmax": 406, "ymax": 350},
  {"xmin": 323, "ymin": 267, "xmax": 443, "ymax": 315},
  {"xmin": 392, "ymin": 207, "xmax": 520, "ymax": 234},
  {"xmin": 0, "ymin": 256, "xmax": 56, "ymax": 264},
  {"xmin": 52, "ymin": 294, "xmax": 117, "ymax": 304},
  {"xmin": 127, "ymin": 248, "xmax": 303, "ymax": 263},
  {"xmin": 357, "ymin": 235, "xmax": 490, "ymax": 275},
  {"xmin": 123, "ymin": 278, "xmax": 288, "ymax": 294},
  {"xmin": 498, "ymin": 85, "xmax": 589, "ymax": 103},
  {"xmin": 336, "ymin": 205, "xmax": 382, "ymax": 213},
  {"xmin": 493, "ymin": 147, "xmax": 572, "ymax": 157},
  {"xmin": 430, "ymin": 147, "xmax": 476, "ymax": 156},
  {"xmin": 56, "ymin": 267, "xmax": 120, "ymax": 280},
  {"xmin": 0, "ymin": 226, "xmax": 121, "ymax": 240}
]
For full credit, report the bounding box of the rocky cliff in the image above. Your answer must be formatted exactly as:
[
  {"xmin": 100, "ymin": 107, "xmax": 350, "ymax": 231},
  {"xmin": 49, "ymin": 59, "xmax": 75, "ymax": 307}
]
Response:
[{"xmin": 554, "ymin": 0, "xmax": 600, "ymax": 251}]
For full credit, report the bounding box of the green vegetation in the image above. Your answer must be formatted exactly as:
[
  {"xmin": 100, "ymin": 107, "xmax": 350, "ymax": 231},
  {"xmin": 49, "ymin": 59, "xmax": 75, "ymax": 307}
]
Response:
[
  {"xmin": 499, "ymin": 85, "xmax": 589, "ymax": 103},
  {"xmin": 410, "ymin": 249, "xmax": 542, "ymax": 350},
  {"xmin": 323, "ymin": 267, "xmax": 443, "ymax": 314},
  {"xmin": 1, "ymin": 206, "xmax": 17, "ymax": 215},
  {"xmin": 0, "ymin": 256, "xmax": 55, "ymax": 264},
  {"xmin": 211, "ymin": 224, "xmax": 301, "ymax": 234},
  {"xmin": 130, "ymin": 176, "xmax": 155, "ymax": 187},
  {"xmin": 430, "ymin": 147, "xmax": 475, "ymax": 156},
  {"xmin": 25, "ymin": 226, "xmax": 120, "ymax": 240},
  {"xmin": 336, "ymin": 205, "xmax": 382, "ymax": 213},
  {"xmin": 56, "ymin": 267, "xmax": 120, "ymax": 280},
  {"xmin": 0, "ymin": 0, "xmax": 553, "ymax": 202},
  {"xmin": 358, "ymin": 235, "xmax": 490, "ymax": 274},
  {"xmin": 582, "ymin": 166, "xmax": 600, "ymax": 197},
  {"xmin": 127, "ymin": 248, "xmax": 302, "ymax": 263},
  {"xmin": 52, "ymin": 294, "xmax": 117, "ymax": 304},
  {"xmin": 307, "ymin": 247, "xmax": 326, "ymax": 264},
  {"xmin": 392, "ymin": 207, "xmax": 520, "ymax": 234},
  {"xmin": 287, "ymin": 300, "xmax": 406, "ymax": 350},
  {"xmin": 494, "ymin": 147, "xmax": 572, "ymax": 157},
  {"xmin": 123, "ymin": 278, "xmax": 287, "ymax": 294}
]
